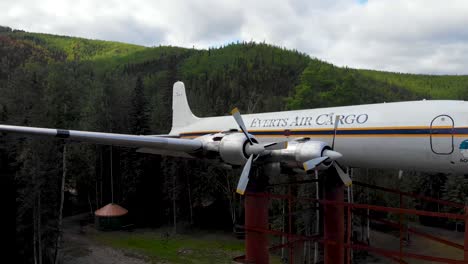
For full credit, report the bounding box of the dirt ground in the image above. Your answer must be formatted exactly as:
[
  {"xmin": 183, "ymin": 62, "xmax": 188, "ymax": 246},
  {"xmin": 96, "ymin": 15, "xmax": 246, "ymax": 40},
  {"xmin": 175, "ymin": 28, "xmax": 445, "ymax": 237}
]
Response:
[
  {"xmin": 357, "ymin": 221, "xmax": 465, "ymax": 263},
  {"xmin": 61, "ymin": 213, "xmax": 465, "ymax": 264},
  {"xmin": 61, "ymin": 214, "xmax": 149, "ymax": 264}
]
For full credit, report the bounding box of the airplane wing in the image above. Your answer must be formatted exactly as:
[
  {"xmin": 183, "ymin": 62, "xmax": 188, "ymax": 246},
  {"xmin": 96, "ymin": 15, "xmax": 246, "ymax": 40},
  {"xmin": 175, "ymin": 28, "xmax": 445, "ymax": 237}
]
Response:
[{"xmin": 0, "ymin": 124, "xmax": 202, "ymax": 153}]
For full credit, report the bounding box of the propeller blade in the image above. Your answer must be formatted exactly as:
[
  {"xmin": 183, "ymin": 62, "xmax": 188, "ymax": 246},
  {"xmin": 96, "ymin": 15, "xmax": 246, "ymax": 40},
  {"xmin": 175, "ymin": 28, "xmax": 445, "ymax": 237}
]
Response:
[
  {"xmin": 303, "ymin": 156, "xmax": 328, "ymax": 171},
  {"xmin": 332, "ymin": 115, "xmax": 341, "ymax": 149},
  {"xmin": 263, "ymin": 140, "xmax": 288, "ymax": 150},
  {"xmin": 333, "ymin": 162, "xmax": 352, "ymax": 186},
  {"xmin": 236, "ymin": 154, "xmax": 254, "ymax": 195},
  {"xmin": 231, "ymin": 108, "xmax": 254, "ymax": 145},
  {"xmin": 322, "ymin": 149, "xmax": 342, "ymax": 160}
]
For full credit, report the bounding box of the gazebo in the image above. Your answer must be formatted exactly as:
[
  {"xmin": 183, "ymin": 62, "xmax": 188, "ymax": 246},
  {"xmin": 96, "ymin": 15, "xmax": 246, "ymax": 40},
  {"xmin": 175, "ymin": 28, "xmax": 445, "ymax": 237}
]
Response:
[{"xmin": 94, "ymin": 203, "xmax": 128, "ymax": 230}]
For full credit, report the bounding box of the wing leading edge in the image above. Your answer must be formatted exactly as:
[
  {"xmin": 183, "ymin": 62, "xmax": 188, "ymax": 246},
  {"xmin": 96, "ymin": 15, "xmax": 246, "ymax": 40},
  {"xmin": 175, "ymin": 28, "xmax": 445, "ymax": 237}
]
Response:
[{"xmin": 0, "ymin": 124, "xmax": 202, "ymax": 153}]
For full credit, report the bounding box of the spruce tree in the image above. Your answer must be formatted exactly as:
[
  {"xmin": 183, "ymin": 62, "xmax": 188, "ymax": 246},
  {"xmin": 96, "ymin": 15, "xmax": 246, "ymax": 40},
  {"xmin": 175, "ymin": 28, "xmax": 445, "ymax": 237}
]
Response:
[
  {"xmin": 442, "ymin": 174, "xmax": 466, "ymax": 230},
  {"xmin": 130, "ymin": 76, "xmax": 150, "ymax": 135}
]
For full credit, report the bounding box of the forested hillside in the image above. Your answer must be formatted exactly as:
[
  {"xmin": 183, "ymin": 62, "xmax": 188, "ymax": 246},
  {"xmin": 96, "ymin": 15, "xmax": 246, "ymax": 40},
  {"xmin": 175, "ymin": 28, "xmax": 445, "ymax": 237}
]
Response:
[
  {"xmin": 1, "ymin": 26, "xmax": 468, "ymax": 263},
  {"xmin": 287, "ymin": 60, "xmax": 468, "ymax": 109},
  {"xmin": 360, "ymin": 69, "xmax": 468, "ymax": 100}
]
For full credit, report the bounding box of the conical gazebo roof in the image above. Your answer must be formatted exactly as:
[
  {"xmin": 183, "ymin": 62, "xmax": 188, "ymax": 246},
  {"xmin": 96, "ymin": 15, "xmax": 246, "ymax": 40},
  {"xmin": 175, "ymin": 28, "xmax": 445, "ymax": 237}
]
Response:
[{"xmin": 95, "ymin": 203, "xmax": 128, "ymax": 217}]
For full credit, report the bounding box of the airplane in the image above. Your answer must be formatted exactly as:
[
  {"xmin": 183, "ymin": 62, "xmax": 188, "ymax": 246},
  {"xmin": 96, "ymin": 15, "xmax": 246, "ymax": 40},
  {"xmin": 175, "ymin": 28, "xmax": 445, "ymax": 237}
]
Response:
[{"xmin": 1, "ymin": 81, "xmax": 467, "ymax": 194}]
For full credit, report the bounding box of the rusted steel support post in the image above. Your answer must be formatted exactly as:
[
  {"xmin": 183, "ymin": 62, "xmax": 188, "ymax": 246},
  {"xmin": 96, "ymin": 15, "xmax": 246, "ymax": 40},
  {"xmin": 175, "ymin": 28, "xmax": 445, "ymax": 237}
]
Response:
[
  {"xmin": 347, "ymin": 205, "xmax": 352, "ymax": 264},
  {"xmin": 399, "ymin": 193, "xmax": 404, "ymax": 261},
  {"xmin": 245, "ymin": 193, "xmax": 269, "ymax": 264},
  {"xmin": 244, "ymin": 168, "xmax": 270, "ymax": 264},
  {"xmin": 323, "ymin": 168, "xmax": 345, "ymax": 264},
  {"xmin": 314, "ymin": 170, "xmax": 320, "ymax": 264},
  {"xmin": 288, "ymin": 186, "xmax": 294, "ymax": 264},
  {"xmin": 464, "ymin": 206, "xmax": 468, "ymax": 262}
]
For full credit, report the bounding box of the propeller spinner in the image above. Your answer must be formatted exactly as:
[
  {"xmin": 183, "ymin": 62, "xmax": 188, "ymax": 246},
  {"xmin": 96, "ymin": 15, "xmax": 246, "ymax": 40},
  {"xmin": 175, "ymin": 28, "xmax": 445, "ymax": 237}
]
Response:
[
  {"xmin": 230, "ymin": 108, "xmax": 288, "ymax": 194},
  {"xmin": 302, "ymin": 115, "xmax": 352, "ymax": 186}
]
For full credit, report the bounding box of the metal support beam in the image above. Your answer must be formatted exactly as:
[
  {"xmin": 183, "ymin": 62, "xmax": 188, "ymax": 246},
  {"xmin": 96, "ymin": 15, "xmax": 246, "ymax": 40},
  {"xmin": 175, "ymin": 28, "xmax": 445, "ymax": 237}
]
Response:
[
  {"xmin": 464, "ymin": 206, "xmax": 468, "ymax": 262},
  {"xmin": 244, "ymin": 169, "xmax": 269, "ymax": 264},
  {"xmin": 323, "ymin": 167, "xmax": 345, "ymax": 264},
  {"xmin": 245, "ymin": 192, "xmax": 269, "ymax": 264}
]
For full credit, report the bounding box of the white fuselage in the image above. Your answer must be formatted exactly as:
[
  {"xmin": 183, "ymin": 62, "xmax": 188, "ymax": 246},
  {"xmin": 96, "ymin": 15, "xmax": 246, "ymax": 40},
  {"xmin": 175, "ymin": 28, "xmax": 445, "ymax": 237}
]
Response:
[{"xmin": 173, "ymin": 100, "xmax": 468, "ymax": 174}]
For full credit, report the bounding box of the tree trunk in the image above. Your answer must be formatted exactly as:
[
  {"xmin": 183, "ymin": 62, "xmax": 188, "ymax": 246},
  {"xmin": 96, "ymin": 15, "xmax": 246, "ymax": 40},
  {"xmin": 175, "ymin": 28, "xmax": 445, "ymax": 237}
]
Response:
[
  {"xmin": 187, "ymin": 174, "xmax": 193, "ymax": 225},
  {"xmin": 54, "ymin": 145, "xmax": 67, "ymax": 264},
  {"xmin": 33, "ymin": 196, "xmax": 37, "ymax": 264},
  {"xmin": 110, "ymin": 146, "xmax": 114, "ymax": 203},
  {"xmin": 95, "ymin": 147, "xmax": 99, "ymax": 210},
  {"xmin": 172, "ymin": 172, "xmax": 177, "ymax": 234},
  {"xmin": 224, "ymin": 173, "xmax": 236, "ymax": 232},
  {"xmin": 100, "ymin": 147, "xmax": 103, "ymax": 207},
  {"xmin": 38, "ymin": 191, "xmax": 42, "ymax": 264},
  {"xmin": 88, "ymin": 192, "xmax": 93, "ymax": 215}
]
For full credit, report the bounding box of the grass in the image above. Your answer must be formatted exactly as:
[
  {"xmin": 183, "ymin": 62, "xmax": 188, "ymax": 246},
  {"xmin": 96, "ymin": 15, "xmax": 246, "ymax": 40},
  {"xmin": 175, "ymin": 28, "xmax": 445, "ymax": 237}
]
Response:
[
  {"xmin": 91, "ymin": 45, "xmax": 194, "ymax": 72},
  {"xmin": 92, "ymin": 228, "xmax": 282, "ymax": 264},
  {"xmin": 7, "ymin": 31, "xmax": 146, "ymax": 61},
  {"xmin": 4, "ymin": 31, "xmax": 194, "ymax": 72},
  {"xmin": 91, "ymin": 225, "xmax": 465, "ymax": 264},
  {"xmin": 92, "ymin": 229, "xmax": 281, "ymax": 264}
]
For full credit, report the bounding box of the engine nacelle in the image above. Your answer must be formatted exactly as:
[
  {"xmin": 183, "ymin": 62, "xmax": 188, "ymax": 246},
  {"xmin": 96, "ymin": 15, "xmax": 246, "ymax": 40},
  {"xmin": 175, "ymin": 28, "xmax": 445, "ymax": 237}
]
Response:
[
  {"xmin": 219, "ymin": 133, "xmax": 256, "ymax": 165},
  {"xmin": 195, "ymin": 132, "xmax": 255, "ymax": 165},
  {"xmin": 272, "ymin": 140, "xmax": 332, "ymax": 169},
  {"xmin": 196, "ymin": 132, "xmax": 333, "ymax": 170},
  {"xmin": 295, "ymin": 141, "xmax": 330, "ymax": 162}
]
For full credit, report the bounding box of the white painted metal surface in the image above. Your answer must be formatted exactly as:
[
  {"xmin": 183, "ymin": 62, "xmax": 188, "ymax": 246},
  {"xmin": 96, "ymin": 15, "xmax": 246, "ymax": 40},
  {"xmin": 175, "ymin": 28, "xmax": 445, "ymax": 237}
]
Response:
[{"xmin": 1, "ymin": 81, "xmax": 468, "ymax": 175}]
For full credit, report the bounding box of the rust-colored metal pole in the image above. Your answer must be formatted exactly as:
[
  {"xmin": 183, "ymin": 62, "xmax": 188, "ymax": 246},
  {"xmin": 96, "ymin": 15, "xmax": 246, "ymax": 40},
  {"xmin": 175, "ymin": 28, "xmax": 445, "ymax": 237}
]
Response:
[
  {"xmin": 399, "ymin": 193, "xmax": 403, "ymax": 262},
  {"xmin": 464, "ymin": 206, "xmax": 468, "ymax": 262},
  {"xmin": 288, "ymin": 186, "xmax": 294, "ymax": 264},
  {"xmin": 346, "ymin": 205, "xmax": 352, "ymax": 264},
  {"xmin": 323, "ymin": 169, "xmax": 345, "ymax": 264},
  {"xmin": 245, "ymin": 192, "xmax": 269, "ymax": 264}
]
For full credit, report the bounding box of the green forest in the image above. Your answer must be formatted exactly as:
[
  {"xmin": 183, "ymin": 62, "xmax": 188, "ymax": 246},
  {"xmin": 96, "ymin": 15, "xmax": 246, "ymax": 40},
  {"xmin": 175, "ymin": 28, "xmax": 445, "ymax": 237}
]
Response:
[{"xmin": 1, "ymin": 25, "xmax": 468, "ymax": 263}]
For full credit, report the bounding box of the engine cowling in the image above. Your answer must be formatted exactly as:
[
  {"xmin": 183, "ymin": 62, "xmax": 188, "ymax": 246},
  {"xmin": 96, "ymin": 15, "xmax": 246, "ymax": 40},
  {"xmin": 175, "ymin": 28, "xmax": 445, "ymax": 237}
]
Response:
[
  {"xmin": 196, "ymin": 132, "xmax": 334, "ymax": 170},
  {"xmin": 195, "ymin": 132, "xmax": 257, "ymax": 165},
  {"xmin": 219, "ymin": 133, "xmax": 256, "ymax": 165},
  {"xmin": 295, "ymin": 141, "xmax": 330, "ymax": 163},
  {"xmin": 272, "ymin": 140, "xmax": 332, "ymax": 169}
]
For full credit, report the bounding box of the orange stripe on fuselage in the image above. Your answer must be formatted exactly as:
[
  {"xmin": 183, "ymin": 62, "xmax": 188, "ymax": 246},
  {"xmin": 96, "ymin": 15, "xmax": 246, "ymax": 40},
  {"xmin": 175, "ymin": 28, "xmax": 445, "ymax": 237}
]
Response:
[{"xmin": 178, "ymin": 126, "xmax": 468, "ymax": 139}]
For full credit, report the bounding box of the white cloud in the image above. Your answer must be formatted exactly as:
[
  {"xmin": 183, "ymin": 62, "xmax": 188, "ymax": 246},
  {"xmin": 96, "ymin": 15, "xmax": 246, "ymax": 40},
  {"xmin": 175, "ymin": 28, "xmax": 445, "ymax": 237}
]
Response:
[{"xmin": 1, "ymin": 0, "xmax": 468, "ymax": 74}]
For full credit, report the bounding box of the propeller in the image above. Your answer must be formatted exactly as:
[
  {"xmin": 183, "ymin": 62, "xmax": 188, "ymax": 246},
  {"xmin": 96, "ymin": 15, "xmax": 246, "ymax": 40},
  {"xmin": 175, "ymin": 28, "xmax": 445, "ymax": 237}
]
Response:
[
  {"xmin": 302, "ymin": 115, "xmax": 352, "ymax": 186},
  {"xmin": 231, "ymin": 108, "xmax": 254, "ymax": 145},
  {"xmin": 334, "ymin": 161, "xmax": 352, "ymax": 186},
  {"xmin": 231, "ymin": 108, "xmax": 288, "ymax": 195},
  {"xmin": 236, "ymin": 154, "xmax": 253, "ymax": 195}
]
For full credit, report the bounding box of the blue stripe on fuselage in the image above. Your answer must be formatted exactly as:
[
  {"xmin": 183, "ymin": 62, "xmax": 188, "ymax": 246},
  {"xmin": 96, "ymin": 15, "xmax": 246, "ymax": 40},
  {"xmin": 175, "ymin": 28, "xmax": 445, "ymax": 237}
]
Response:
[{"xmin": 179, "ymin": 127, "xmax": 468, "ymax": 137}]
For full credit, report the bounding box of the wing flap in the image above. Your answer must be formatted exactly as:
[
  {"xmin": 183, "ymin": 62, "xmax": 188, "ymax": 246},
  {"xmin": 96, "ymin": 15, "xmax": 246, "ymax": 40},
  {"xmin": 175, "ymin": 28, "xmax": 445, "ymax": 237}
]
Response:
[{"xmin": 136, "ymin": 148, "xmax": 195, "ymax": 158}]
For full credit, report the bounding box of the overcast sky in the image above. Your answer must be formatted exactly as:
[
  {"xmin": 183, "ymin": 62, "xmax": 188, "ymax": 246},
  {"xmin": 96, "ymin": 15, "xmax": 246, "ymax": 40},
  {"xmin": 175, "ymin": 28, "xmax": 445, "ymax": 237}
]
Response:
[{"xmin": 2, "ymin": 0, "xmax": 468, "ymax": 74}]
